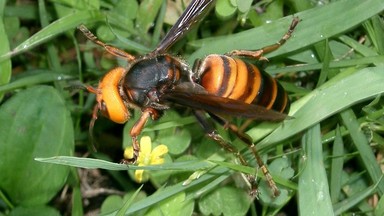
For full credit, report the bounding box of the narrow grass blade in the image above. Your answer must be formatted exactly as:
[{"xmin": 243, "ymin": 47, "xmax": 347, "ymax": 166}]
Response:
[
  {"xmin": 36, "ymin": 156, "xmax": 214, "ymax": 171},
  {"xmin": 340, "ymin": 109, "xmax": 384, "ymax": 195},
  {"xmin": 0, "ymin": 10, "xmax": 104, "ymax": 61},
  {"xmin": 330, "ymin": 126, "xmax": 344, "ymax": 203},
  {"xmin": 0, "ymin": 0, "xmax": 11, "ymax": 100},
  {"xmin": 256, "ymin": 66, "xmax": 384, "ymax": 150},
  {"xmin": 189, "ymin": 0, "xmax": 384, "ymax": 62},
  {"xmin": 299, "ymin": 124, "xmax": 333, "ymax": 216},
  {"xmin": 333, "ymin": 177, "xmax": 383, "ymax": 215}
]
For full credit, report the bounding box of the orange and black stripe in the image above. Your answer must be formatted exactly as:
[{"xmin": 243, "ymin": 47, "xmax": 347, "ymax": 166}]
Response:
[{"xmin": 197, "ymin": 54, "xmax": 289, "ymax": 114}]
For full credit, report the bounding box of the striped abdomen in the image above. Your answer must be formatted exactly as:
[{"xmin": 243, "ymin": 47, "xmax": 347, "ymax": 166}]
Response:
[{"xmin": 196, "ymin": 54, "xmax": 289, "ymax": 113}]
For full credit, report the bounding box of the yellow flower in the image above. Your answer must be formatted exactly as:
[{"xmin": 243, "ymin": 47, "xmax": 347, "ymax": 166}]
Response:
[{"xmin": 124, "ymin": 136, "xmax": 168, "ymax": 183}]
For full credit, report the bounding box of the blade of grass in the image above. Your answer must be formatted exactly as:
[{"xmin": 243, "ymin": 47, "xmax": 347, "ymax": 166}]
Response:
[
  {"xmin": 0, "ymin": 71, "xmax": 73, "ymax": 94},
  {"xmin": 211, "ymin": 160, "xmax": 297, "ymax": 191},
  {"xmin": 299, "ymin": 124, "xmax": 333, "ymax": 215},
  {"xmin": 189, "ymin": 0, "xmax": 384, "ymax": 62},
  {"xmin": 116, "ymin": 185, "xmax": 144, "ymax": 216},
  {"xmin": 71, "ymin": 186, "xmax": 83, "ymax": 216},
  {"xmin": 375, "ymin": 191, "xmax": 384, "ymax": 216},
  {"xmin": 316, "ymin": 39, "xmax": 334, "ymax": 87},
  {"xmin": 363, "ymin": 15, "xmax": 384, "ymax": 55},
  {"xmin": 0, "ymin": 10, "xmax": 104, "ymax": 61},
  {"xmin": 340, "ymin": 109, "xmax": 384, "ymax": 195},
  {"xmin": 35, "ymin": 156, "xmax": 214, "ymax": 171},
  {"xmin": 330, "ymin": 126, "xmax": 344, "ymax": 203},
  {"xmin": 0, "ymin": 0, "xmax": 11, "ymax": 100},
  {"xmin": 103, "ymin": 166, "xmax": 230, "ymax": 216},
  {"xmin": 255, "ymin": 66, "xmax": 384, "ymax": 150},
  {"xmin": 38, "ymin": 0, "xmax": 61, "ymax": 73},
  {"xmin": 333, "ymin": 176, "xmax": 383, "ymax": 214},
  {"xmin": 267, "ymin": 55, "xmax": 384, "ymax": 75},
  {"xmin": 0, "ymin": 189, "xmax": 14, "ymax": 209},
  {"xmin": 338, "ymin": 35, "xmax": 378, "ymax": 57},
  {"xmin": 5, "ymin": 5, "xmax": 38, "ymax": 20}
]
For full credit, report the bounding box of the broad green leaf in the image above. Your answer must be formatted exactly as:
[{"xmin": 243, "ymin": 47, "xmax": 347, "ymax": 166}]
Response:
[
  {"xmin": 101, "ymin": 195, "xmax": 125, "ymax": 214},
  {"xmin": 236, "ymin": 0, "xmax": 252, "ymax": 13},
  {"xmin": 146, "ymin": 192, "xmax": 194, "ymax": 216},
  {"xmin": 215, "ymin": 0, "xmax": 237, "ymax": 20},
  {"xmin": 100, "ymin": 191, "xmax": 147, "ymax": 215},
  {"xmin": 198, "ymin": 186, "xmax": 251, "ymax": 216},
  {"xmin": 0, "ymin": 86, "xmax": 74, "ymax": 205},
  {"xmin": 9, "ymin": 205, "xmax": 60, "ymax": 216},
  {"xmin": 157, "ymin": 127, "xmax": 192, "ymax": 156}
]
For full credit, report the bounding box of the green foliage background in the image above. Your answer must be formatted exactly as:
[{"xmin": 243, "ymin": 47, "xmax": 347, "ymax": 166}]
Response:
[{"xmin": 1, "ymin": 0, "xmax": 384, "ymax": 215}]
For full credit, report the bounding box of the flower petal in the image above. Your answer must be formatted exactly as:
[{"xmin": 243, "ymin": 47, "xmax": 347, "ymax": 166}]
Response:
[
  {"xmin": 123, "ymin": 147, "xmax": 134, "ymax": 160},
  {"xmin": 140, "ymin": 136, "xmax": 152, "ymax": 155},
  {"xmin": 151, "ymin": 145, "xmax": 169, "ymax": 158},
  {"xmin": 135, "ymin": 169, "xmax": 149, "ymax": 183},
  {"xmin": 151, "ymin": 158, "xmax": 165, "ymax": 165},
  {"xmin": 135, "ymin": 169, "xmax": 144, "ymax": 183},
  {"xmin": 150, "ymin": 145, "xmax": 168, "ymax": 165}
]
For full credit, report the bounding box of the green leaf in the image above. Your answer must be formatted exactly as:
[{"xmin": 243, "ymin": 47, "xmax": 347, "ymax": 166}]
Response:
[
  {"xmin": 298, "ymin": 124, "xmax": 333, "ymax": 215},
  {"xmin": 9, "ymin": 205, "xmax": 60, "ymax": 216},
  {"xmin": 146, "ymin": 192, "xmax": 194, "ymax": 216},
  {"xmin": 330, "ymin": 126, "xmax": 344, "ymax": 203},
  {"xmin": 189, "ymin": 0, "xmax": 384, "ymax": 62},
  {"xmin": 0, "ymin": 0, "xmax": 11, "ymax": 100},
  {"xmin": 258, "ymin": 0, "xmax": 284, "ymax": 21},
  {"xmin": 37, "ymin": 156, "xmax": 214, "ymax": 171},
  {"xmin": 100, "ymin": 191, "xmax": 147, "ymax": 215},
  {"xmin": 375, "ymin": 191, "xmax": 384, "ymax": 216},
  {"xmin": 0, "ymin": 86, "xmax": 74, "ymax": 206},
  {"xmin": 112, "ymin": 0, "xmax": 138, "ymax": 20},
  {"xmin": 101, "ymin": 195, "xmax": 124, "ymax": 214},
  {"xmin": 198, "ymin": 186, "xmax": 251, "ymax": 216},
  {"xmin": 0, "ymin": 9, "xmax": 104, "ymax": 61},
  {"xmin": 157, "ymin": 125, "xmax": 191, "ymax": 155},
  {"xmin": 98, "ymin": 166, "xmax": 229, "ymax": 216},
  {"xmin": 256, "ymin": 66, "xmax": 384, "ymax": 150},
  {"xmin": 136, "ymin": 0, "xmax": 163, "ymax": 34},
  {"xmin": 117, "ymin": 185, "xmax": 144, "ymax": 216},
  {"xmin": 0, "ymin": 71, "xmax": 73, "ymax": 94},
  {"xmin": 340, "ymin": 109, "xmax": 384, "ymax": 195},
  {"xmin": 258, "ymin": 157, "xmax": 295, "ymax": 206},
  {"xmin": 236, "ymin": 0, "xmax": 252, "ymax": 13},
  {"xmin": 71, "ymin": 186, "xmax": 83, "ymax": 216},
  {"xmin": 333, "ymin": 177, "xmax": 380, "ymax": 214},
  {"xmin": 215, "ymin": 0, "xmax": 237, "ymax": 20}
]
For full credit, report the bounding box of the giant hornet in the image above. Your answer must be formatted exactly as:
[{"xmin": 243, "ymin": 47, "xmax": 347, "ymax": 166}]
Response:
[{"xmin": 79, "ymin": 0, "xmax": 299, "ymax": 196}]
